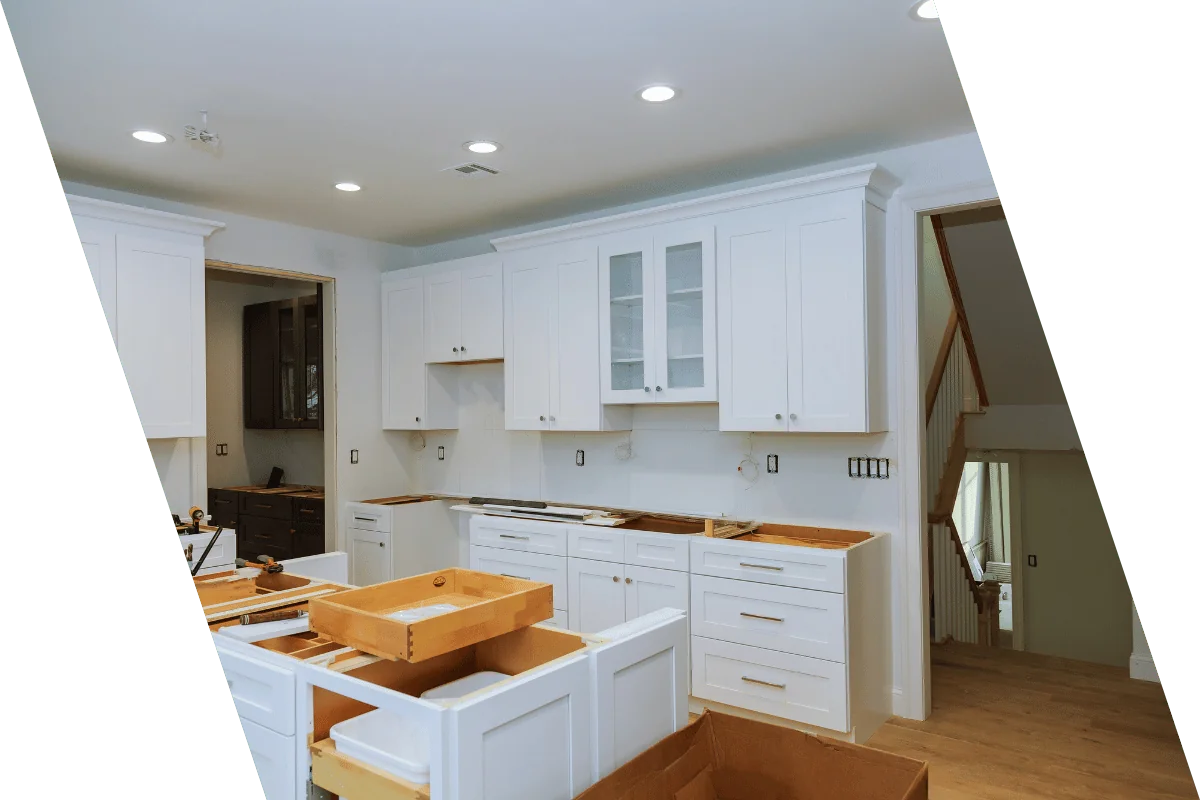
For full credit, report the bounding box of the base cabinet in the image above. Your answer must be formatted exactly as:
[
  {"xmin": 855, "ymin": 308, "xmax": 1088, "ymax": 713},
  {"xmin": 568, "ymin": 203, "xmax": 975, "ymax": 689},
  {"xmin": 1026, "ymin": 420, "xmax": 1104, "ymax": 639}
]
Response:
[{"xmin": 238, "ymin": 717, "xmax": 296, "ymax": 800}]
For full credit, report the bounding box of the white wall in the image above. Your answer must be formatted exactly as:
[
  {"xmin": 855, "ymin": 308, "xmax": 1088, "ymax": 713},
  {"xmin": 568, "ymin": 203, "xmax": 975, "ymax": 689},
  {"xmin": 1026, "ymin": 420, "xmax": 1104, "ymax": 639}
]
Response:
[
  {"xmin": 205, "ymin": 271, "xmax": 325, "ymax": 488},
  {"xmin": 1020, "ymin": 452, "xmax": 1132, "ymax": 667},
  {"xmin": 966, "ymin": 404, "xmax": 1082, "ymax": 451},
  {"xmin": 62, "ymin": 179, "xmax": 417, "ymax": 550},
  {"xmin": 1131, "ymin": 604, "xmax": 1158, "ymax": 682}
]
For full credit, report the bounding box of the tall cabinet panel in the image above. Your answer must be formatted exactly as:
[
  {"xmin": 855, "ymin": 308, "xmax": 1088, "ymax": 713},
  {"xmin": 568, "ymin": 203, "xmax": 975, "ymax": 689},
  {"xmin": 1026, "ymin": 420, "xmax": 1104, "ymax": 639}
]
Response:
[
  {"xmin": 505, "ymin": 258, "xmax": 553, "ymax": 431},
  {"xmin": 549, "ymin": 244, "xmax": 605, "ymax": 431},
  {"xmin": 382, "ymin": 276, "xmax": 429, "ymax": 430},
  {"xmin": 73, "ymin": 217, "xmax": 117, "ymax": 340}
]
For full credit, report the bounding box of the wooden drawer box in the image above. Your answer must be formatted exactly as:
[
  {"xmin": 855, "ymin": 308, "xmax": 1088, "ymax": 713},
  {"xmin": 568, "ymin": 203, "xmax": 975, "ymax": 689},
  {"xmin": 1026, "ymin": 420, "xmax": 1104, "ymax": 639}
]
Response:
[
  {"xmin": 307, "ymin": 568, "xmax": 555, "ymax": 662},
  {"xmin": 240, "ymin": 492, "xmax": 294, "ymax": 520}
]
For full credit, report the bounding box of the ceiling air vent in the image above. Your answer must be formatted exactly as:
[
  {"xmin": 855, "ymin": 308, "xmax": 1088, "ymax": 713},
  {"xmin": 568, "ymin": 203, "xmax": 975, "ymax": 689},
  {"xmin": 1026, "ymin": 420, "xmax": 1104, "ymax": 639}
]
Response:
[{"xmin": 443, "ymin": 162, "xmax": 500, "ymax": 177}]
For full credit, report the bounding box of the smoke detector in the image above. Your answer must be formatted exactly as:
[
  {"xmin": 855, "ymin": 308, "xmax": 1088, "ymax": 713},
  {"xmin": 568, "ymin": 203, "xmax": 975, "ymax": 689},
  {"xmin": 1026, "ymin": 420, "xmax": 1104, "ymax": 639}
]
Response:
[
  {"xmin": 184, "ymin": 110, "xmax": 221, "ymax": 149},
  {"xmin": 442, "ymin": 162, "xmax": 499, "ymax": 177}
]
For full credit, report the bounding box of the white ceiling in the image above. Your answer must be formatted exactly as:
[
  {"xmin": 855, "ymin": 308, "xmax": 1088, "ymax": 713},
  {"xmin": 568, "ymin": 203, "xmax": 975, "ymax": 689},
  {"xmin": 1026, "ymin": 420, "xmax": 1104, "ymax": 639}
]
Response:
[{"xmin": 4, "ymin": 0, "xmax": 973, "ymax": 246}]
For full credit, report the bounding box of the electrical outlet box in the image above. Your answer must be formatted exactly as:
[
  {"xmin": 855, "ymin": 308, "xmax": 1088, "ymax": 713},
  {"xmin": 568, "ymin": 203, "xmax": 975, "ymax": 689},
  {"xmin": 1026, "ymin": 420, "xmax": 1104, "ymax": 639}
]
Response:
[
  {"xmin": 437, "ymin": 446, "xmax": 445, "ymax": 461},
  {"xmin": 576, "ymin": 449, "xmax": 585, "ymax": 467},
  {"xmin": 350, "ymin": 449, "xmax": 359, "ymax": 464},
  {"xmin": 767, "ymin": 454, "xmax": 779, "ymax": 474},
  {"xmin": 848, "ymin": 457, "xmax": 890, "ymax": 479}
]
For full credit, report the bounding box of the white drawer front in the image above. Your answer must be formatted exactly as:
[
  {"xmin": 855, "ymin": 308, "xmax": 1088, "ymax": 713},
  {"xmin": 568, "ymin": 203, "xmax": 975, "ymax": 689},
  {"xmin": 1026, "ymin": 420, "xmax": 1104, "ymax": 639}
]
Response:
[
  {"xmin": 181, "ymin": 534, "xmax": 236, "ymax": 571},
  {"xmin": 568, "ymin": 526, "xmax": 624, "ymax": 563},
  {"xmin": 217, "ymin": 646, "xmax": 296, "ymax": 736},
  {"xmin": 238, "ymin": 716, "xmax": 296, "ymax": 800},
  {"xmin": 624, "ymin": 532, "xmax": 690, "ymax": 572},
  {"xmin": 691, "ymin": 636, "xmax": 848, "ymax": 732},
  {"xmin": 538, "ymin": 609, "xmax": 570, "ymax": 629},
  {"xmin": 690, "ymin": 575, "xmax": 845, "ymax": 662},
  {"xmin": 470, "ymin": 515, "xmax": 568, "ymax": 556},
  {"xmin": 470, "ymin": 545, "xmax": 568, "ymax": 610},
  {"xmin": 690, "ymin": 538, "xmax": 845, "ymax": 593},
  {"xmin": 346, "ymin": 504, "xmax": 390, "ymax": 533}
]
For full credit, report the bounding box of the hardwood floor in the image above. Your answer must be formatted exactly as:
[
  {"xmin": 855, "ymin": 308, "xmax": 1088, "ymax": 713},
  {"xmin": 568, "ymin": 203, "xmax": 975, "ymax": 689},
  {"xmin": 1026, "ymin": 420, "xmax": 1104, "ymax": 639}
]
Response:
[{"xmin": 867, "ymin": 643, "xmax": 1197, "ymax": 799}]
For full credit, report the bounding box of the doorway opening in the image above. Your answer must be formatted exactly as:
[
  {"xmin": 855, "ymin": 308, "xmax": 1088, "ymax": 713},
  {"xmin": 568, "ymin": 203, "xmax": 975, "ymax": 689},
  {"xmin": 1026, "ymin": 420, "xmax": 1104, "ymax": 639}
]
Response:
[{"xmin": 203, "ymin": 260, "xmax": 338, "ymax": 567}]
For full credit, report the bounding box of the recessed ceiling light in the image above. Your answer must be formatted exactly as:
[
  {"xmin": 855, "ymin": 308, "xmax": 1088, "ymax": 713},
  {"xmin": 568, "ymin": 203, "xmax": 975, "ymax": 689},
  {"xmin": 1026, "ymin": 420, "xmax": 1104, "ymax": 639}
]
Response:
[
  {"xmin": 131, "ymin": 130, "xmax": 170, "ymax": 143},
  {"xmin": 465, "ymin": 141, "xmax": 500, "ymax": 154},
  {"xmin": 639, "ymin": 85, "xmax": 677, "ymax": 102},
  {"xmin": 334, "ymin": 182, "xmax": 361, "ymax": 192},
  {"xmin": 910, "ymin": 0, "xmax": 938, "ymax": 20}
]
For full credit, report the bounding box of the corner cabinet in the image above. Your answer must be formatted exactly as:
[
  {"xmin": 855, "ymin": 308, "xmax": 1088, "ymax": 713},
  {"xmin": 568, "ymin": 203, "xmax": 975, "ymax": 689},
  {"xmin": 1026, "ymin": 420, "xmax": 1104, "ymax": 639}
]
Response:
[
  {"xmin": 716, "ymin": 178, "xmax": 890, "ymax": 433},
  {"xmin": 68, "ymin": 195, "xmax": 223, "ymax": 439},
  {"xmin": 598, "ymin": 223, "xmax": 717, "ymax": 404},
  {"xmin": 504, "ymin": 244, "xmax": 632, "ymax": 432}
]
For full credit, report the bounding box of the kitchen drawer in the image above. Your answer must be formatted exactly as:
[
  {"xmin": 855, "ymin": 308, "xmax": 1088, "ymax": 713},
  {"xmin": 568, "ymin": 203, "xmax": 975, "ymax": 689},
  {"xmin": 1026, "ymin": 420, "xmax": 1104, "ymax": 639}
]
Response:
[
  {"xmin": 469, "ymin": 514, "xmax": 568, "ymax": 557},
  {"xmin": 239, "ymin": 492, "xmax": 294, "ymax": 521},
  {"xmin": 345, "ymin": 503, "xmax": 390, "ymax": 533},
  {"xmin": 470, "ymin": 545, "xmax": 568, "ymax": 610},
  {"xmin": 217, "ymin": 645, "xmax": 296, "ymax": 735},
  {"xmin": 690, "ymin": 575, "xmax": 846, "ymax": 663},
  {"xmin": 238, "ymin": 716, "xmax": 296, "ymax": 800},
  {"xmin": 208, "ymin": 489, "xmax": 240, "ymax": 528},
  {"xmin": 690, "ymin": 538, "xmax": 846, "ymax": 593},
  {"xmin": 624, "ymin": 531, "xmax": 689, "ymax": 572},
  {"xmin": 180, "ymin": 530, "xmax": 237, "ymax": 572},
  {"xmin": 238, "ymin": 516, "xmax": 293, "ymax": 563},
  {"xmin": 691, "ymin": 636, "xmax": 848, "ymax": 733},
  {"xmin": 295, "ymin": 496, "xmax": 324, "ymax": 522},
  {"xmin": 568, "ymin": 526, "xmax": 624, "ymax": 563}
]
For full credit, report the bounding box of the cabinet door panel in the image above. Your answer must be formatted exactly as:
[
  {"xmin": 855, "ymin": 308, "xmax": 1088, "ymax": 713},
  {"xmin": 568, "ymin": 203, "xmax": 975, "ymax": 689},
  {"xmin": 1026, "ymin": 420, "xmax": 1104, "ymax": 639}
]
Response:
[
  {"xmin": 624, "ymin": 565, "xmax": 689, "ymax": 622},
  {"xmin": 568, "ymin": 558, "xmax": 626, "ymax": 634},
  {"xmin": 72, "ymin": 216, "xmax": 117, "ymax": 340},
  {"xmin": 460, "ymin": 262, "xmax": 504, "ymax": 360},
  {"xmin": 786, "ymin": 193, "xmax": 867, "ymax": 431},
  {"xmin": 716, "ymin": 210, "xmax": 790, "ymax": 432},
  {"xmin": 598, "ymin": 231, "xmax": 655, "ymax": 404},
  {"xmin": 298, "ymin": 294, "xmax": 323, "ymax": 429},
  {"xmin": 653, "ymin": 223, "xmax": 716, "ymax": 403},
  {"xmin": 243, "ymin": 301, "xmax": 276, "ymax": 429},
  {"xmin": 115, "ymin": 235, "xmax": 206, "ymax": 438},
  {"xmin": 238, "ymin": 516, "xmax": 293, "ymax": 563},
  {"xmin": 425, "ymin": 271, "xmax": 462, "ymax": 363},
  {"xmin": 347, "ymin": 527, "xmax": 392, "ymax": 586},
  {"xmin": 382, "ymin": 277, "xmax": 427, "ymax": 429},
  {"xmin": 505, "ymin": 260, "xmax": 551, "ymax": 430},
  {"xmin": 549, "ymin": 246, "xmax": 602, "ymax": 430}
]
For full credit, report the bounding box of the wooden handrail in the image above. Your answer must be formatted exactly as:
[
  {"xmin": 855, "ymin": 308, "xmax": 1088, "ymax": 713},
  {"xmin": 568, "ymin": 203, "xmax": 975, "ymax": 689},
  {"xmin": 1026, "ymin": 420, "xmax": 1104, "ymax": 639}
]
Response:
[
  {"xmin": 929, "ymin": 513, "xmax": 984, "ymax": 606},
  {"xmin": 925, "ymin": 310, "xmax": 959, "ymax": 423},
  {"xmin": 931, "ymin": 215, "xmax": 989, "ymax": 408},
  {"xmin": 929, "ymin": 512, "xmax": 1002, "ymax": 646}
]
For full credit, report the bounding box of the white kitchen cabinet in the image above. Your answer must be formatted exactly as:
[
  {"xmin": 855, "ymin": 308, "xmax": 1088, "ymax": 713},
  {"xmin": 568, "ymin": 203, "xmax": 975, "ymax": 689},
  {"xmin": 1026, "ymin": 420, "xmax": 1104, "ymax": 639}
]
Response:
[
  {"xmin": 67, "ymin": 196, "xmax": 222, "ymax": 439},
  {"xmin": 239, "ymin": 717, "xmax": 297, "ymax": 800},
  {"xmin": 716, "ymin": 182, "xmax": 888, "ymax": 433},
  {"xmin": 624, "ymin": 565, "xmax": 689, "ymax": 623},
  {"xmin": 346, "ymin": 525, "xmax": 392, "ymax": 587},
  {"xmin": 382, "ymin": 274, "xmax": 457, "ymax": 430},
  {"xmin": 598, "ymin": 223, "xmax": 716, "ymax": 404},
  {"xmin": 568, "ymin": 558, "xmax": 627, "ymax": 634},
  {"xmin": 346, "ymin": 497, "xmax": 459, "ymax": 582},
  {"xmin": 424, "ymin": 260, "xmax": 504, "ymax": 364},
  {"xmin": 504, "ymin": 244, "xmax": 632, "ymax": 432}
]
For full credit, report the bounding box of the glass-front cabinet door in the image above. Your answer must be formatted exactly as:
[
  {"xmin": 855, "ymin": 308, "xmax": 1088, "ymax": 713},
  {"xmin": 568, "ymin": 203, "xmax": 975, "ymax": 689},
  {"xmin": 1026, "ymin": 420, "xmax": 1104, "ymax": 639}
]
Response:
[
  {"xmin": 653, "ymin": 223, "xmax": 716, "ymax": 403},
  {"xmin": 599, "ymin": 232, "xmax": 656, "ymax": 404}
]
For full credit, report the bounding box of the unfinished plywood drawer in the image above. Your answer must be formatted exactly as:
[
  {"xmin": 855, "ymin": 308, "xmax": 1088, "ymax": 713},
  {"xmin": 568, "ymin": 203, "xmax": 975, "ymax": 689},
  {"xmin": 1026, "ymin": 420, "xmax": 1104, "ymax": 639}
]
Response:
[
  {"xmin": 469, "ymin": 514, "xmax": 568, "ymax": 556},
  {"xmin": 307, "ymin": 568, "xmax": 554, "ymax": 662},
  {"xmin": 623, "ymin": 531, "xmax": 690, "ymax": 572},
  {"xmin": 217, "ymin": 645, "xmax": 296, "ymax": 735},
  {"xmin": 691, "ymin": 636, "xmax": 848, "ymax": 733},
  {"xmin": 310, "ymin": 738, "xmax": 429, "ymax": 800},
  {"xmin": 690, "ymin": 574, "xmax": 846, "ymax": 663},
  {"xmin": 690, "ymin": 537, "xmax": 846, "ymax": 593},
  {"xmin": 469, "ymin": 544, "xmax": 568, "ymax": 611}
]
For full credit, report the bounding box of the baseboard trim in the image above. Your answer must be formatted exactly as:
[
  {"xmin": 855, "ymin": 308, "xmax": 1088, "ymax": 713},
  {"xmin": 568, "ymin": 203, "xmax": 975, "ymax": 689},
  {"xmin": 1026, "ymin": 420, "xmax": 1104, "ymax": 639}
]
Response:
[{"xmin": 1130, "ymin": 653, "xmax": 1160, "ymax": 683}]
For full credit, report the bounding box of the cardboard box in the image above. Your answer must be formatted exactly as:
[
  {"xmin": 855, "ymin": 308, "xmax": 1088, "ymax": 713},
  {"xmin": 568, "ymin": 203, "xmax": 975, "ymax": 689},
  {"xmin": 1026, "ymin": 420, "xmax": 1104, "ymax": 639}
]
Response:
[{"xmin": 576, "ymin": 711, "xmax": 928, "ymax": 800}]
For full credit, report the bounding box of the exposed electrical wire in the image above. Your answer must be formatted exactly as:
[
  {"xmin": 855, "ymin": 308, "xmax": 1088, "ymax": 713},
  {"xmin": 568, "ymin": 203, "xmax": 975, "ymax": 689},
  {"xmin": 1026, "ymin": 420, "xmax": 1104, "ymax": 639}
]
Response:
[
  {"xmin": 737, "ymin": 433, "xmax": 760, "ymax": 488},
  {"xmin": 615, "ymin": 433, "xmax": 634, "ymax": 462},
  {"xmin": 409, "ymin": 431, "xmax": 426, "ymax": 451}
]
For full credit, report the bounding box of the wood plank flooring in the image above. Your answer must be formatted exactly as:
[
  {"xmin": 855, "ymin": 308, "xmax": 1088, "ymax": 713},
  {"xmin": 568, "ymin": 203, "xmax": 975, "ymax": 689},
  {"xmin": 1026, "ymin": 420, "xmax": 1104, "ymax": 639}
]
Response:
[{"xmin": 866, "ymin": 643, "xmax": 1197, "ymax": 799}]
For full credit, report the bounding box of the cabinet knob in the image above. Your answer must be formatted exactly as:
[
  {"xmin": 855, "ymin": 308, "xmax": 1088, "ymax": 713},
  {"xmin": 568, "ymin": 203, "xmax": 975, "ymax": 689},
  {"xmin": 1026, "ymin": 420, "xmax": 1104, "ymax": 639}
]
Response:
[
  {"xmin": 539, "ymin": 415, "xmax": 546, "ymax": 421},
  {"xmin": 378, "ymin": 542, "xmax": 384, "ymax": 548},
  {"xmin": 790, "ymin": 413, "xmax": 797, "ymax": 420},
  {"xmin": 775, "ymin": 413, "xmax": 782, "ymax": 420},
  {"xmin": 453, "ymin": 347, "xmax": 459, "ymax": 353},
  {"xmin": 460, "ymin": 346, "xmax": 466, "ymax": 353},
  {"xmin": 625, "ymin": 577, "xmax": 632, "ymax": 584},
  {"xmin": 656, "ymin": 386, "xmax": 662, "ymax": 392},
  {"xmin": 612, "ymin": 576, "xmax": 619, "ymax": 583},
  {"xmin": 644, "ymin": 386, "xmax": 650, "ymax": 392}
]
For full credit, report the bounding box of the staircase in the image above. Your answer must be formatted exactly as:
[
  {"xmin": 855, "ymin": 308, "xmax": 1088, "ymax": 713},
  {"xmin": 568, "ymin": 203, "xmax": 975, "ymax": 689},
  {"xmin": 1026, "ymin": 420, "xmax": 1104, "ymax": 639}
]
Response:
[{"xmin": 925, "ymin": 215, "xmax": 1003, "ymax": 647}]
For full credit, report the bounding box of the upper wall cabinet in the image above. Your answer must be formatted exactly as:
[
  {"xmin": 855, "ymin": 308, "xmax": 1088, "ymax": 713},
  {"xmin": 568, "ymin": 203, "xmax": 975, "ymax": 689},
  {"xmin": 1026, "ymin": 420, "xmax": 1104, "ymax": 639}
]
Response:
[
  {"xmin": 425, "ymin": 261, "xmax": 503, "ymax": 363},
  {"xmin": 716, "ymin": 181, "xmax": 889, "ymax": 433},
  {"xmin": 598, "ymin": 223, "xmax": 717, "ymax": 404},
  {"xmin": 382, "ymin": 274, "xmax": 456, "ymax": 431},
  {"xmin": 244, "ymin": 293, "xmax": 323, "ymax": 430},
  {"xmin": 504, "ymin": 244, "xmax": 632, "ymax": 432},
  {"xmin": 68, "ymin": 195, "xmax": 223, "ymax": 439}
]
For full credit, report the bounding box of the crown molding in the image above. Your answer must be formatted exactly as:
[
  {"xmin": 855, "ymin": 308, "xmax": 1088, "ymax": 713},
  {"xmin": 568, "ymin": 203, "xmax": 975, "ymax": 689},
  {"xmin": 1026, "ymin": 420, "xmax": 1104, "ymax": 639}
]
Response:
[
  {"xmin": 65, "ymin": 194, "xmax": 225, "ymax": 237},
  {"xmin": 490, "ymin": 163, "xmax": 900, "ymax": 253}
]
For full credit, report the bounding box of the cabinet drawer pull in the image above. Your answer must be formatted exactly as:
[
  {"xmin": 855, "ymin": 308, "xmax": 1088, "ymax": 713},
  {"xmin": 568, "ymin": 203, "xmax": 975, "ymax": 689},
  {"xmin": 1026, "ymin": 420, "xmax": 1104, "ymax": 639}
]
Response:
[
  {"xmin": 254, "ymin": 504, "xmax": 272, "ymax": 509},
  {"xmin": 741, "ymin": 676, "xmax": 786, "ymax": 690},
  {"xmin": 500, "ymin": 573, "xmax": 530, "ymax": 581},
  {"xmin": 738, "ymin": 562, "xmax": 783, "ymax": 571},
  {"xmin": 740, "ymin": 612, "xmax": 784, "ymax": 623},
  {"xmin": 214, "ymin": 499, "xmax": 231, "ymax": 505},
  {"xmin": 299, "ymin": 509, "xmax": 315, "ymax": 514},
  {"xmin": 498, "ymin": 534, "xmax": 529, "ymax": 540},
  {"xmin": 353, "ymin": 516, "xmax": 375, "ymax": 523}
]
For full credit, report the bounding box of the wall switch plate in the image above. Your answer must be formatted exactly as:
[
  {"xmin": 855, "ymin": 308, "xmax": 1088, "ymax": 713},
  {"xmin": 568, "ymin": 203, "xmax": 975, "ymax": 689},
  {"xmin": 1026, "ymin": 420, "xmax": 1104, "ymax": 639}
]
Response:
[
  {"xmin": 848, "ymin": 456, "xmax": 890, "ymax": 479},
  {"xmin": 766, "ymin": 454, "xmax": 778, "ymax": 474},
  {"xmin": 350, "ymin": 449, "xmax": 359, "ymax": 464},
  {"xmin": 437, "ymin": 446, "xmax": 445, "ymax": 461},
  {"xmin": 1028, "ymin": 554, "xmax": 1037, "ymax": 567},
  {"xmin": 576, "ymin": 449, "xmax": 585, "ymax": 467},
  {"xmin": 215, "ymin": 443, "xmax": 228, "ymax": 456}
]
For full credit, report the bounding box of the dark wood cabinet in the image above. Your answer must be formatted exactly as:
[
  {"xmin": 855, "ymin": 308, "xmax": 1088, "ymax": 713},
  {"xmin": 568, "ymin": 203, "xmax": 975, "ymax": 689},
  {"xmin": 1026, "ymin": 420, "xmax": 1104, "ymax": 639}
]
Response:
[
  {"xmin": 237, "ymin": 514, "xmax": 294, "ymax": 563},
  {"xmin": 207, "ymin": 489, "xmax": 240, "ymax": 529},
  {"xmin": 244, "ymin": 289, "xmax": 323, "ymax": 430},
  {"xmin": 293, "ymin": 521, "xmax": 326, "ymax": 559},
  {"xmin": 213, "ymin": 487, "xmax": 325, "ymax": 563}
]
